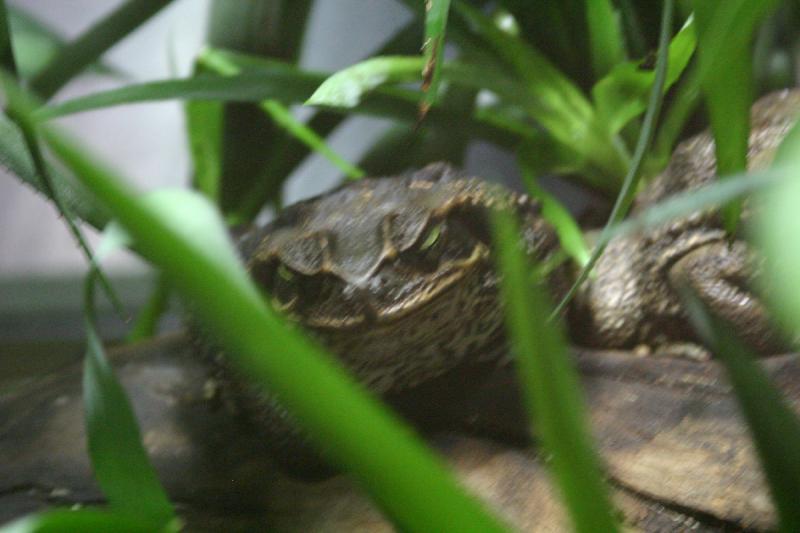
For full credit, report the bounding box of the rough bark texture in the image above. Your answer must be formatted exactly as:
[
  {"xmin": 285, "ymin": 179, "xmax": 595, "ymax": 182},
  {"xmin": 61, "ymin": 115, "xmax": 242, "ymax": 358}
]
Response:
[{"xmin": 2, "ymin": 334, "xmax": 798, "ymax": 531}]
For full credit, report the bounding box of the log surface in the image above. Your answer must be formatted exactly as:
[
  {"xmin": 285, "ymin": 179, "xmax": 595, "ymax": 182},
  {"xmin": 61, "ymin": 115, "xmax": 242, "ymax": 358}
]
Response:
[{"xmin": 2, "ymin": 334, "xmax": 798, "ymax": 531}]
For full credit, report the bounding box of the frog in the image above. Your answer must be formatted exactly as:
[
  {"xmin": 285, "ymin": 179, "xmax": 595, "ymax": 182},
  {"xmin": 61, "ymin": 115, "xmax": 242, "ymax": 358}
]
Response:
[
  {"xmin": 229, "ymin": 163, "xmax": 570, "ymax": 476},
  {"xmin": 224, "ymin": 89, "xmax": 799, "ymax": 476},
  {"xmin": 570, "ymin": 89, "xmax": 800, "ymax": 359}
]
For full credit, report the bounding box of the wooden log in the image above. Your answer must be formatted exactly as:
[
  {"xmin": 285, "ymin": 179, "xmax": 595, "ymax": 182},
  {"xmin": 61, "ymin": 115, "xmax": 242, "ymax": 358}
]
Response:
[{"xmin": 1, "ymin": 334, "xmax": 797, "ymax": 531}]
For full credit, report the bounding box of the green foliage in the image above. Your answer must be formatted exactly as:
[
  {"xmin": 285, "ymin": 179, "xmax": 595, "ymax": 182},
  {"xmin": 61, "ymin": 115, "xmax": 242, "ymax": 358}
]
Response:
[
  {"xmin": 492, "ymin": 209, "xmax": 618, "ymax": 532},
  {"xmin": 4, "ymin": 0, "xmax": 800, "ymax": 530},
  {"xmin": 683, "ymin": 292, "xmax": 800, "ymax": 532}
]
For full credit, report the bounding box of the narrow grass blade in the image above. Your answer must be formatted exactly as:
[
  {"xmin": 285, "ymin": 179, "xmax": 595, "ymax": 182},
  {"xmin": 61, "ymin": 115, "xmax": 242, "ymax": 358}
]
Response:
[
  {"xmin": 586, "ymin": 0, "xmax": 626, "ymax": 78},
  {"xmin": 592, "ymin": 15, "xmax": 695, "ymax": 135},
  {"xmin": 30, "ymin": 0, "xmax": 174, "ymax": 98},
  {"xmin": 37, "ymin": 70, "xmax": 328, "ymax": 120},
  {"xmin": 0, "ymin": 0, "xmax": 16, "ymax": 73},
  {"xmin": 82, "ymin": 227, "xmax": 175, "ymax": 526},
  {"xmin": 8, "ymin": 6, "xmax": 123, "ymax": 79},
  {"xmin": 492, "ymin": 209, "xmax": 619, "ymax": 533},
  {"xmin": 682, "ymin": 293, "xmax": 800, "ymax": 532},
  {"xmin": 518, "ymin": 150, "xmax": 589, "ymax": 266},
  {"xmin": 201, "ymin": 50, "xmax": 364, "ymax": 180},
  {"xmin": 8, "ymin": 89, "xmax": 509, "ymax": 533},
  {"xmin": 2, "ymin": 63, "xmax": 123, "ymax": 316},
  {"xmin": 185, "ymin": 99, "xmax": 223, "ymax": 202},
  {"xmin": 551, "ymin": 0, "xmax": 674, "ymax": 320},
  {"xmin": 421, "ymin": 0, "xmax": 451, "ymax": 114},
  {"xmin": 0, "ymin": 113, "xmax": 111, "ymax": 229},
  {"xmin": 692, "ymin": 0, "xmax": 781, "ymax": 234}
]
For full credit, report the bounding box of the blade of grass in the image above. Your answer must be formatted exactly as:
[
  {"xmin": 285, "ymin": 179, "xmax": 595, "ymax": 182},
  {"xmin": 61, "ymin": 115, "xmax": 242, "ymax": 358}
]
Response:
[
  {"xmin": 420, "ymin": 0, "xmax": 451, "ymax": 115},
  {"xmin": 9, "ymin": 81, "xmax": 509, "ymax": 533},
  {"xmin": 185, "ymin": 99, "xmax": 223, "ymax": 202},
  {"xmin": 492, "ymin": 209, "xmax": 618, "ymax": 533},
  {"xmin": 0, "ymin": 22, "xmax": 122, "ymax": 317},
  {"xmin": 82, "ymin": 226, "xmax": 175, "ymax": 526},
  {"xmin": 30, "ymin": 0, "xmax": 174, "ymax": 99},
  {"xmin": 592, "ymin": 15, "xmax": 695, "ymax": 135},
  {"xmin": 8, "ymin": 6, "xmax": 124, "ymax": 80},
  {"xmin": 518, "ymin": 150, "xmax": 590, "ymax": 266},
  {"xmin": 0, "ymin": 0, "xmax": 16, "ymax": 73},
  {"xmin": 201, "ymin": 49, "xmax": 364, "ymax": 180},
  {"xmin": 551, "ymin": 0, "xmax": 674, "ymax": 320},
  {"xmin": 586, "ymin": 0, "xmax": 626, "ymax": 79},
  {"xmin": 0, "ymin": 113, "xmax": 111, "ymax": 229},
  {"xmin": 649, "ymin": 61, "xmax": 701, "ymax": 171},
  {"xmin": 682, "ymin": 292, "xmax": 800, "ymax": 532},
  {"xmin": 692, "ymin": 0, "xmax": 781, "ymax": 234}
]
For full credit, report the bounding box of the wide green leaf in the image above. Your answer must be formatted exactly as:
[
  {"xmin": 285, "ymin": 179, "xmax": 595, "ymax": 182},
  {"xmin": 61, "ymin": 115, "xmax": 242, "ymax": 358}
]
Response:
[
  {"xmin": 8, "ymin": 6, "xmax": 122, "ymax": 79},
  {"xmin": 307, "ymin": 55, "xmax": 424, "ymax": 107},
  {"xmin": 492, "ymin": 209, "xmax": 619, "ymax": 533}
]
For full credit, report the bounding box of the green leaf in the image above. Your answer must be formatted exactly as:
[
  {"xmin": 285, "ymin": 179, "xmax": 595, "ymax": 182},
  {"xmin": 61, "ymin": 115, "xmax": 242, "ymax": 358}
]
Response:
[
  {"xmin": 492, "ymin": 209, "xmax": 619, "ymax": 533},
  {"xmin": 586, "ymin": 0, "xmax": 626, "ymax": 78},
  {"xmin": 692, "ymin": 0, "xmax": 781, "ymax": 233},
  {"xmin": 0, "ymin": 113, "xmax": 110, "ymax": 229},
  {"xmin": 552, "ymin": 0, "xmax": 675, "ymax": 319},
  {"xmin": 518, "ymin": 150, "xmax": 590, "ymax": 266},
  {"xmin": 0, "ymin": 0, "xmax": 16, "ymax": 73},
  {"xmin": 758, "ymin": 116, "xmax": 800, "ymax": 340},
  {"xmin": 451, "ymin": 1, "xmax": 628, "ymax": 187},
  {"xmin": 8, "ymin": 6, "xmax": 123, "ymax": 80},
  {"xmin": 306, "ymin": 55, "xmax": 424, "ymax": 107},
  {"xmin": 682, "ymin": 293, "xmax": 800, "ymax": 533},
  {"xmin": 592, "ymin": 15, "xmax": 696, "ymax": 134},
  {"xmin": 30, "ymin": 0, "xmax": 174, "ymax": 99},
  {"xmin": 200, "ymin": 49, "xmax": 365, "ymax": 180},
  {"xmin": 421, "ymin": 0, "xmax": 451, "ymax": 110},
  {"xmin": 8, "ymin": 86, "xmax": 509, "ymax": 532},
  {"xmin": 185, "ymin": 99, "xmax": 223, "ymax": 202},
  {"xmin": 83, "ymin": 226, "xmax": 174, "ymax": 525},
  {"xmin": 37, "ymin": 70, "xmax": 328, "ymax": 120},
  {"xmin": 0, "ymin": 508, "xmax": 171, "ymax": 533}
]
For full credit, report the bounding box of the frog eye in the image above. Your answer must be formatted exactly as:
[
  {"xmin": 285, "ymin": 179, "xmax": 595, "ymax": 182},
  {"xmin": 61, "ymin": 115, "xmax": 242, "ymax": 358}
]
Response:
[
  {"xmin": 271, "ymin": 263, "xmax": 299, "ymax": 309},
  {"xmin": 419, "ymin": 223, "xmax": 443, "ymax": 251},
  {"xmin": 276, "ymin": 264, "xmax": 295, "ymax": 282}
]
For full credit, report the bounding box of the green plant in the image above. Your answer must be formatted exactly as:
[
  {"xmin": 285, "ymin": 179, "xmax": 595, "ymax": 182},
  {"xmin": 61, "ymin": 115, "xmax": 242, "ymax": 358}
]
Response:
[{"xmin": 2, "ymin": 1, "xmax": 800, "ymax": 531}]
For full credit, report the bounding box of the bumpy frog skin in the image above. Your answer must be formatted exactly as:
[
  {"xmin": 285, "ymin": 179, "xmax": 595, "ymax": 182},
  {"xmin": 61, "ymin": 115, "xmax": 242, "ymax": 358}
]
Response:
[
  {"xmin": 571, "ymin": 89, "xmax": 800, "ymax": 358},
  {"xmin": 228, "ymin": 89, "xmax": 798, "ymax": 476}
]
